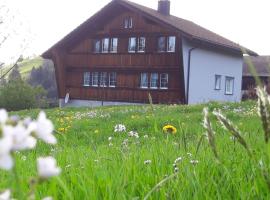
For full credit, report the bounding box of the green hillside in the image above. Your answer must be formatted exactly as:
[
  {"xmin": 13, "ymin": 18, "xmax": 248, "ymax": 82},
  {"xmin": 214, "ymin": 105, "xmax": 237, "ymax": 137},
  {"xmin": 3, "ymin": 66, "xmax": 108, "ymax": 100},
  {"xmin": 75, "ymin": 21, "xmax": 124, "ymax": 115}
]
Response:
[{"xmin": 18, "ymin": 57, "xmax": 43, "ymax": 77}]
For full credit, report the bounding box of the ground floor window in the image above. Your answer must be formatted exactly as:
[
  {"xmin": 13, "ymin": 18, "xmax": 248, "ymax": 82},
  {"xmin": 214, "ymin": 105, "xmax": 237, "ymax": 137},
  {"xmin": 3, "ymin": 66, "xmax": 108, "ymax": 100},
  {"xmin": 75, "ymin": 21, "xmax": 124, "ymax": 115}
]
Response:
[
  {"xmin": 100, "ymin": 72, "xmax": 107, "ymax": 87},
  {"xmin": 215, "ymin": 75, "xmax": 221, "ymax": 90},
  {"xmin": 150, "ymin": 73, "xmax": 159, "ymax": 89},
  {"xmin": 83, "ymin": 71, "xmax": 117, "ymax": 88},
  {"xmin": 83, "ymin": 72, "xmax": 91, "ymax": 86},
  {"xmin": 140, "ymin": 72, "xmax": 169, "ymax": 89},
  {"xmin": 109, "ymin": 72, "xmax": 117, "ymax": 87},
  {"xmin": 140, "ymin": 73, "xmax": 148, "ymax": 88},
  {"xmin": 225, "ymin": 76, "xmax": 234, "ymax": 95},
  {"xmin": 160, "ymin": 73, "xmax": 168, "ymax": 89}
]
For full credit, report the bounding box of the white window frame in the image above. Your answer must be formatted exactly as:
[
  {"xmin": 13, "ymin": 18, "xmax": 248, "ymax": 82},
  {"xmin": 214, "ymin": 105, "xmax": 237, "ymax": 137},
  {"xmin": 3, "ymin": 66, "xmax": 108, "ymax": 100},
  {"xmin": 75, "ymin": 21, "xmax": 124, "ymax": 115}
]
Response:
[
  {"xmin": 92, "ymin": 72, "xmax": 99, "ymax": 87},
  {"xmin": 160, "ymin": 73, "xmax": 169, "ymax": 89},
  {"xmin": 128, "ymin": 37, "xmax": 136, "ymax": 53},
  {"xmin": 215, "ymin": 75, "xmax": 221, "ymax": 90},
  {"xmin": 102, "ymin": 38, "xmax": 109, "ymax": 53},
  {"xmin": 100, "ymin": 72, "xmax": 107, "ymax": 87},
  {"xmin": 83, "ymin": 72, "xmax": 91, "ymax": 86},
  {"xmin": 140, "ymin": 73, "xmax": 148, "ymax": 89},
  {"xmin": 109, "ymin": 72, "xmax": 117, "ymax": 87},
  {"xmin": 150, "ymin": 73, "xmax": 159, "ymax": 89},
  {"xmin": 128, "ymin": 17, "xmax": 133, "ymax": 28},
  {"xmin": 93, "ymin": 40, "xmax": 101, "ymax": 53},
  {"xmin": 158, "ymin": 37, "xmax": 166, "ymax": 52},
  {"xmin": 225, "ymin": 76, "xmax": 234, "ymax": 95},
  {"xmin": 110, "ymin": 38, "xmax": 118, "ymax": 53},
  {"xmin": 137, "ymin": 37, "xmax": 146, "ymax": 53},
  {"xmin": 167, "ymin": 36, "xmax": 176, "ymax": 52}
]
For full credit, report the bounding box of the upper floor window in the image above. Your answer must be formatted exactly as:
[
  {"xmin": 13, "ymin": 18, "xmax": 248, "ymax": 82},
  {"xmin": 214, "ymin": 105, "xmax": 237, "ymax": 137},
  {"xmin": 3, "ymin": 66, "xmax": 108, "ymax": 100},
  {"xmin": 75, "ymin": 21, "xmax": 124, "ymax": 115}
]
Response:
[
  {"xmin": 124, "ymin": 17, "xmax": 133, "ymax": 29},
  {"xmin": 215, "ymin": 75, "xmax": 221, "ymax": 90},
  {"xmin": 109, "ymin": 72, "xmax": 117, "ymax": 87},
  {"xmin": 110, "ymin": 38, "xmax": 118, "ymax": 53},
  {"xmin": 158, "ymin": 37, "xmax": 166, "ymax": 52},
  {"xmin": 167, "ymin": 36, "xmax": 176, "ymax": 52},
  {"xmin": 94, "ymin": 40, "xmax": 101, "ymax": 53},
  {"xmin": 150, "ymin": 73, "xmax": 159, "ymax": 89},
  {"xmin": 140, "ymin": 73, "xmax": 148, "ymax": 88},
  {"xmin": 128, "ymin": 37, "xmax": 136, "ymax": 53},
  {"xmin": 138, "ymin": 37, "xmax": 146, "ymax": 53},
  {"xmin": 160, "ymin": 73, "xmax": 168, "ymax": 89},
  {"xmin": 83, "ymin": 72, "xmax": 91, "ymax": 86},
  {"xmin": 225, "ymin": 77, "xmax": 234, "ymax": 95},
  {"xmin": 102, "ymin": 38, "xmax": 109, "ymax": 53}
]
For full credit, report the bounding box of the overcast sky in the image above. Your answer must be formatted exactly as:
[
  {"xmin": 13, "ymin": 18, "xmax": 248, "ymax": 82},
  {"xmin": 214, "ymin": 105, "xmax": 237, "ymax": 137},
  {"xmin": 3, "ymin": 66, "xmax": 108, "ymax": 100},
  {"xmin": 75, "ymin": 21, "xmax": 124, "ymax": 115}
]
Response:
[{"xmin": 1, "ymin": 0, "xmax": 270, "ymax": 64}]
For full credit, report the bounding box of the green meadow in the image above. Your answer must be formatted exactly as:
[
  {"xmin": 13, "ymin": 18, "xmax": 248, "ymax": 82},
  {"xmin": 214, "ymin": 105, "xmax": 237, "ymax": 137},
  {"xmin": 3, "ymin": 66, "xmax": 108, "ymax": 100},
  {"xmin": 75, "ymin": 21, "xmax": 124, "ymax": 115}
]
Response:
[{"xmin": 1, "ymin": 101, "xmax": 270, "ymax": 199}]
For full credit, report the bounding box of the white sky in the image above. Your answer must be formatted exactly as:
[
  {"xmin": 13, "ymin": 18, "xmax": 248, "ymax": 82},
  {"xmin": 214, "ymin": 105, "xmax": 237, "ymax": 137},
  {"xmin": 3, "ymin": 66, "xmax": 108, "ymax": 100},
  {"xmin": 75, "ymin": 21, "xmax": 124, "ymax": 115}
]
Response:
[{"xmin": 1, "ymin": 0, "xmax": 270, "ymax": 64}]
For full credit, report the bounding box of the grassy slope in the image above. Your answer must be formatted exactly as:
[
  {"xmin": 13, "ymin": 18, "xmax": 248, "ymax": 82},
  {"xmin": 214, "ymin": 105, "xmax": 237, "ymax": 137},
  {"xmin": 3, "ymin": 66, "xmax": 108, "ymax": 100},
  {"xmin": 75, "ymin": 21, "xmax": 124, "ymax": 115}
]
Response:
[
  {"xmin": 18, "ymin": 57, "xmax": 43, "ymax": 78},
  {"xmin": 1, "ymin": 101, "xmax": 269, "ymax": 199}
]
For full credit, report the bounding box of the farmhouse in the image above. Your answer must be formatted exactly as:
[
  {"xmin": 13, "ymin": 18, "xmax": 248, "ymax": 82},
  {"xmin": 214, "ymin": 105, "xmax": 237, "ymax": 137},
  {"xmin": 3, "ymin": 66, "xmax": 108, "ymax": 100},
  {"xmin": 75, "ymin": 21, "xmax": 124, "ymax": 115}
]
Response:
[{"xmin": 42, "ymin": 0, "xmax": 257, "ymax": 106}]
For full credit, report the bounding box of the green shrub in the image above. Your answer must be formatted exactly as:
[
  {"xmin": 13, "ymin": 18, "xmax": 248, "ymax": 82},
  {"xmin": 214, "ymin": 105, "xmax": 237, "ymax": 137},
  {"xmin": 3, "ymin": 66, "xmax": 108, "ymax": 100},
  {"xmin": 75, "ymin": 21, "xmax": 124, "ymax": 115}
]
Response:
[{"xmin": 0, "ymin": 79, "xmax": 48, "ymax": 111}]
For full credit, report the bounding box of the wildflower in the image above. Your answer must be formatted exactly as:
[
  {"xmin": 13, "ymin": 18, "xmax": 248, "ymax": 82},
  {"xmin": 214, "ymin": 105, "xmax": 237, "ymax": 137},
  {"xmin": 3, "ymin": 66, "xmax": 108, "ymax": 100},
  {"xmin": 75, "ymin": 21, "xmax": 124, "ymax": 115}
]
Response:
[
  {"xmin": 143, "ymin": 135, "xmax": 149, "ymax": 138},
  {"xmin": 0, "ymin": 109, "xmax": 8, "ymax": 125},
  {"xmin": 109, "ymin": 143, "xmax": 113, "ymax": 147},
  {"xmin": 30, "ymin": 111, "xmax": 57, "ymax": 144},
  {"xmin": 42, "ymin": 197, "xmax": 53, "ymax": 200},
  {"xmin": 58, "ymin": 128, "xmax": 65, "ymax": 132},
  {"xmin": 190, "ymin": 160, "xmax": 199, "ymax": 165},
  {"xmin": 174, "ymin": 167, "xmax": 179, "ymax": 173},
  {"xmin": 0, "ymin": 189, "xmax": 11, "ymax": 200},
  {"xmin": 128, "ymin": 131, "xmax": 139, "ymax": 138},
  {"xmin": 162, "ymin": 125, "xmax": 177, "ymax": 134},
  {"xmin": 114, "ymin": 124, "xmax": 126, "ymax": 133},
  {"xmin": 0, "ymin": 136, "xmax": 13, "ymax": 170},
  {"xmin": 174, "ymin": 157, "xmax": 183, "ymax": 164},
  {"xmin": 21, "ymin": 156, "xmax": 27, "ymax": 161},
  {"xmin": 94, "ymin": 130, "xmax": 99, "ymax": 134},
  {"xmin": 144, "ymin": 160, "xmax": 151, "ymax": 165},
  {"xmin": 37, "ymin": 156, "xmax": 61, "ymax": 179},
  {"xmin": 187, "ymin": 153, "xmax": 192, "ymax": 157},
  {"xmin": 108, "ymin": 137, "xmax": 112, "ymax": 141}
]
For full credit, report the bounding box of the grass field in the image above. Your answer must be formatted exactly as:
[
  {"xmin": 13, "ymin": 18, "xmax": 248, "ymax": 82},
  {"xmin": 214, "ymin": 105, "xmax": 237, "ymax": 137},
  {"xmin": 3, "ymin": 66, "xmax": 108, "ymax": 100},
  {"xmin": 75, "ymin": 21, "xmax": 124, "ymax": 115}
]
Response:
[{"xmin": 1, "ymin": 101, "xmax": 270, "ymax": 199}]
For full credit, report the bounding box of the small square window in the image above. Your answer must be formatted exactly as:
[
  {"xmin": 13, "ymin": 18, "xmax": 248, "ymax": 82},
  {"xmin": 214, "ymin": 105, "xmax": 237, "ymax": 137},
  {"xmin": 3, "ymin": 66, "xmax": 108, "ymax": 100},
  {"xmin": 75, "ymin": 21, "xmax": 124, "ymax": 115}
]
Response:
[
  {"xmin": 225, "ymin": 77, "xmax": 234, "ymax": 95},
  {"xmin": 215, "ymin": 75, "xmax": 221, "ymax": 90},
  {"xmin": 124, "ymin": 17, "xmax": 133, "ymax": 29}
]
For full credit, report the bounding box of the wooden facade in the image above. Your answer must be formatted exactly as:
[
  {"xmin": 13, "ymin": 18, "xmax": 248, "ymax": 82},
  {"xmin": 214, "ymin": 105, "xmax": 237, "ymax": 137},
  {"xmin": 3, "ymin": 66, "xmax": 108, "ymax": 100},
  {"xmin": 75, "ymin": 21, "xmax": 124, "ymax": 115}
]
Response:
[{"xmin": 50, "ymin": 7, "xmax": 186, "ymax": 104}]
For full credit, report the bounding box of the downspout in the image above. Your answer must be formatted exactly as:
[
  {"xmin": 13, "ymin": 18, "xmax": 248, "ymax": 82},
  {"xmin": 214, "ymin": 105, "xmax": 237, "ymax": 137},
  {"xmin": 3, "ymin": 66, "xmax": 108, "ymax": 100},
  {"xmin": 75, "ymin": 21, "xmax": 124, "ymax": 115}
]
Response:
[{"xmin": 186, "ymin": 47, "xmax": 198, "ymax": 104}]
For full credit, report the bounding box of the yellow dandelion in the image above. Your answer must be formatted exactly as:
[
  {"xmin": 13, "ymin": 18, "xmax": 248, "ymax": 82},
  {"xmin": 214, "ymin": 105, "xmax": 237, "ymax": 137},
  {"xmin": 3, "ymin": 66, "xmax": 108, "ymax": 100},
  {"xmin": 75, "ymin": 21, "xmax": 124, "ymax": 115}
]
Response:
[
  {"xmin": 94, "ymin": 130, "xmax": 99, "ymax": 134},
  {"xmin": 163, "ymin": 125, "xmax": 177, "ymax": 134},
  {"xmin": 58, "ymin": 127, "xmax": 65, "ymax": 132}
]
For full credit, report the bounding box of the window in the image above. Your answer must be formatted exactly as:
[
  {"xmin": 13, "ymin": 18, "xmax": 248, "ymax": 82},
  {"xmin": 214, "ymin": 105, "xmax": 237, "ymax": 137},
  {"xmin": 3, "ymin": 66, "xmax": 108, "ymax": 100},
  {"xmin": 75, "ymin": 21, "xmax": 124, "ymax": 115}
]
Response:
[
  {"xmin": 100, "ymin": 72, "xmax": 107, "ymax": 87},
  {"xmin": 128, "ymin": 37, "xmax": 136, "ymax": 53},
  {"xmin": 158, "ymin": 37, "xmax": 166, "ymax": 52},
  {"xmin": 92, "ymin": 72, "xmax": 99, "ymax": 87},
  {"xmin": 83, "ymin": 72, "xmax": 91, "ymax": 86},
  {"xmin": 150, "ymin": 73, "xmax": 159, "ymax": 89},
  {"xmin": 215, "ymin": 75, "xmax": 221, "ymax": 90},
  {"xmin": 167, "ymin": 36, "xmax": 176, "ymax": 52},
  {"xmin": 109, "ymin": 72, "xmax": 117, "ymax": 87},
  {"xmin": 225, "ymin": 77, "xmax": 234, "ymax": 95},
  {"xmin": 102, "ymin": 38, "xmax": 109, "ymax": 53},
  {"xmin": 124, "ymin": 17, "xmax": 133, "ymax": 29},
  {"xmin": 94, "ymin": 40, "xmax": 101, "ymax": 53},
  {"xmin": 160, "ymin": 73, "xmax": 169, "ymax": 89},
  {"xmin": 110, "ymin": 38, "xmax": 118, "ymax": 53},
  {"xmin": 140, "ymin": 73, "xmax": 148, "ymax": 88},
  {"xmin": 138, "ymin": 37, "xmax": 146, "ymax": 52}
]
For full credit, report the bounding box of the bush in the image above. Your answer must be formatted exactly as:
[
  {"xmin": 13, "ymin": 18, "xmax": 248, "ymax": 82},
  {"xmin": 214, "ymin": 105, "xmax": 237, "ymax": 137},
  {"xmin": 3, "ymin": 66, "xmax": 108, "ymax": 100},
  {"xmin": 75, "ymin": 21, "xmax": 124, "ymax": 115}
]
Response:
[{"xmin": 0, "ymin": 79, "xmax": 48, "ymax": 111}]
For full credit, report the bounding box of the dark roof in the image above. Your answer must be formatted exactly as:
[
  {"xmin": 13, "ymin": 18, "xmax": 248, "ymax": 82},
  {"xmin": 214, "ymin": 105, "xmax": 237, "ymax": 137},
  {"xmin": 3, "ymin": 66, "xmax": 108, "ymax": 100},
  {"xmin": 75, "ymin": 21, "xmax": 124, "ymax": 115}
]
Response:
[
  {"xmin": 243, "ymin": 56, "xmax": 270, "ymax": 77},
  {"xmin": 42, "ymin": 0, "xmax": 257, "ymax": 58}
]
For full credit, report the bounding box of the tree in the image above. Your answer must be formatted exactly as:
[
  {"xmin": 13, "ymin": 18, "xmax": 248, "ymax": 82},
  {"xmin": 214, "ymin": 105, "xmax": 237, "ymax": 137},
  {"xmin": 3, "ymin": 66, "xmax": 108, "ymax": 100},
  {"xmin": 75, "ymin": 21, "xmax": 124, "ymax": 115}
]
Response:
[{"xmin": 8, "ymin": 64, "xmax": 21, "ymax": 81}]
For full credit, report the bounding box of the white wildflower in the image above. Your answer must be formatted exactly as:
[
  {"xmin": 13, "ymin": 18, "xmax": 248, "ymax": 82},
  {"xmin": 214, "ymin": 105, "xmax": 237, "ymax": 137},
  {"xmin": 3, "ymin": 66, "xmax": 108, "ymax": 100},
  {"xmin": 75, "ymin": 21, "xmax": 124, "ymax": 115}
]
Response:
[
  {"xmin": 0, "ymin": 189, "xmax": 11, "ymax": 200},
  {"xmin": 174, "ymin": 157, "xmax": 183, "ymax": 164},
  {"xmin": 187, "ymin": 153, "xmax": 192, "ymax": 157},
  {"xmin": 0, "ymin": 136, "xmax": 13, "ymax": 170},
  {"xmin": 108, "ymin": 136, "xmax": 112, "ymax": 141},
  {"xmin": 190, "ymin": 160, "xmax": 199, "ymax": 165},
  {"xmin": 109, "ymin": 143, "xmax": 113, "ymax": 147},
  {"xmin": 143, "ymin": 135, "xmax": 148, "ymax": 138},
  {"xmin": 31, "ymin": 111, "xmax": 56, "ymax": 144},
  {"xmin": 114, "ymin": 124, "xmax": 126, "ymax": 133},
  {"xmin": 174, "ymin": 167, "xmax": 179, "ymax": 173},
  {"xmin": 144, "ymin": 160, "xmax": 151, "ymax": 165},
  {"xmin": 128, "ymin": 131, "xmax": 139, "ymax": 138},
  {"xmin": 37, "ymin": 156, "xmax": 61, "ymax": 179},
  {"xmin": 42, "ymin": 197, "xmax": 53, "ymax": 200},
  {"xmin": 0, "ymin": 109, "xmax": 8, "ymax": 125}
]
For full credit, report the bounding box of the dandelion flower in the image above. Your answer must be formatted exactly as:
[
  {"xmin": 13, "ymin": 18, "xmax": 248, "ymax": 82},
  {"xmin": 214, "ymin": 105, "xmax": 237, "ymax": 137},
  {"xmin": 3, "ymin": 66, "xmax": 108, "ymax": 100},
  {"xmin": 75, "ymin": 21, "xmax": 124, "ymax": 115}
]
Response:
[{"xmin": 163, "ymin": 125, "xmax": 177, "ymax": 134}]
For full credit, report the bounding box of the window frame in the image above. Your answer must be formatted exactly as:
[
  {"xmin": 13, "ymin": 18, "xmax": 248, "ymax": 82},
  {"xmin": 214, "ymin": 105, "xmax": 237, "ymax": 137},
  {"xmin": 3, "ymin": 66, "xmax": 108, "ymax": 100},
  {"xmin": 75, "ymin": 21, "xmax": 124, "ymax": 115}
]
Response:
[
  {"xmin": 140, "ymin": 73, "xmax": 148, "ymax": 89},
  {"xmin": 124, "ymin": 17, "xmax": 133, "ymax": 29},
  {"xmin": 150, "ymin": 73, "xmax": 159, "ymax": 89},
  {"xmin": 99, "ymin": 72, "xmax": 107, "ymax": 87},
  {"xmin": 91, "ymin": 72, "xmax": 99, "ymax": 87},
  {"xmin": 214, "ymin": 75, "xmax": 221, "ymax": 90},
  {"xmin": 160, "ymin": 73, "xmax": 169, "ymax": 89},
  {"xmin": 93, "ymin": 39, "xmax": 101, "ymax": 53},
  {"xmin": 128, "ymin": 37, "xmax": 137, "ymax": 53},
  {"xmin": 158, "ymin": 36, "xmax": 166, "ymax": 52},
  {"xmin": 109, "ymin": 72, "xmax": 117, "ymax": 87},
  {"xmin": 83, "ymin": 72, "xmax": 91, "ymax": 86},
  {"xmin": 167, "ymin": 36, "xmax": 176, "ymax": 52},
  {"xmin": 225, "ymin": 76, "xmax": 234, "ymax": 95},
  {"xmin": 101, "ymin": 38, "xmax": 110, "ymax": 53},
  {"xmin": 110, "ymin": 38, "xmax": 118, "ymax": 53},
  {"xmin": 137, "ymin": 37, "xmax": 146, "ymax": 53}
]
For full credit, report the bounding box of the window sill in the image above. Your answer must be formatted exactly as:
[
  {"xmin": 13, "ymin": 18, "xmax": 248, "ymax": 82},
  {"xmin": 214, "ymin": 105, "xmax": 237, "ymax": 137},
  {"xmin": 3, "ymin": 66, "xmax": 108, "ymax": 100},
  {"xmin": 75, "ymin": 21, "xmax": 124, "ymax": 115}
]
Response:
[
  {"xmin": 160, "ymin": 87, "xmax": 168, "ymax": 90},
  {"xmin": 225, "ymin": 92, "xmax": 233, "ymax": 95}
]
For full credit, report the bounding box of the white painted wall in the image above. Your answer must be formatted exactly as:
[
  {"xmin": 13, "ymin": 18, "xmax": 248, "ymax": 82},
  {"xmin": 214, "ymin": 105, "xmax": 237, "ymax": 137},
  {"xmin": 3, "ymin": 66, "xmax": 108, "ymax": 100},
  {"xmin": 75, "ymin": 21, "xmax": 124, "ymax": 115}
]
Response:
[{"xmin": 182, "ymin": 38, "xmax": 243, "ymax": 104}]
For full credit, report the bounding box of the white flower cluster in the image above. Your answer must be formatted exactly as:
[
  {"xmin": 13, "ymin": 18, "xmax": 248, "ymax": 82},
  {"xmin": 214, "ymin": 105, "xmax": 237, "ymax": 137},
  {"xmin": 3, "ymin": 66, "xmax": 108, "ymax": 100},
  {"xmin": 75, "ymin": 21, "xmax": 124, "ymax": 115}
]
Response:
[
  {"xmin": 128, "ymin": 131, "xmax": 139, "ymax": 138},
  {"xmin": 114, "ymin": 124, "xmax": 126, "ymax": 132},
  {"xmin": 0, "ymin": 109, "xmax": 61, "ymax": 199}
]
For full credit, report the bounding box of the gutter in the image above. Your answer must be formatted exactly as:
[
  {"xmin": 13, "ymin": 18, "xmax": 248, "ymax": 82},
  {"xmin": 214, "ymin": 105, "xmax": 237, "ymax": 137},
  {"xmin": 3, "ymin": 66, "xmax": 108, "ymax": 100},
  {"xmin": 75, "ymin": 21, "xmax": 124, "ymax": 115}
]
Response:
[{"xmin": 186, "ymin": 47, "xmax": 198, "ymax": 104}]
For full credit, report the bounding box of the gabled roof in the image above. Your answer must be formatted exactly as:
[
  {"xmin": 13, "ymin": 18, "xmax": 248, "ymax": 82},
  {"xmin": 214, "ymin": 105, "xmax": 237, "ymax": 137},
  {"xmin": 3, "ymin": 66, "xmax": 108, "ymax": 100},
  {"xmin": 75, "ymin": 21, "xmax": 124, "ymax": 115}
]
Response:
[
  {"xmin": 42, "ymin": 0, "xmax": 257, "ymax": 58},
  {"xmin": 243, "ymin": 56, "xmax": 270, "ymax": 77}
]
